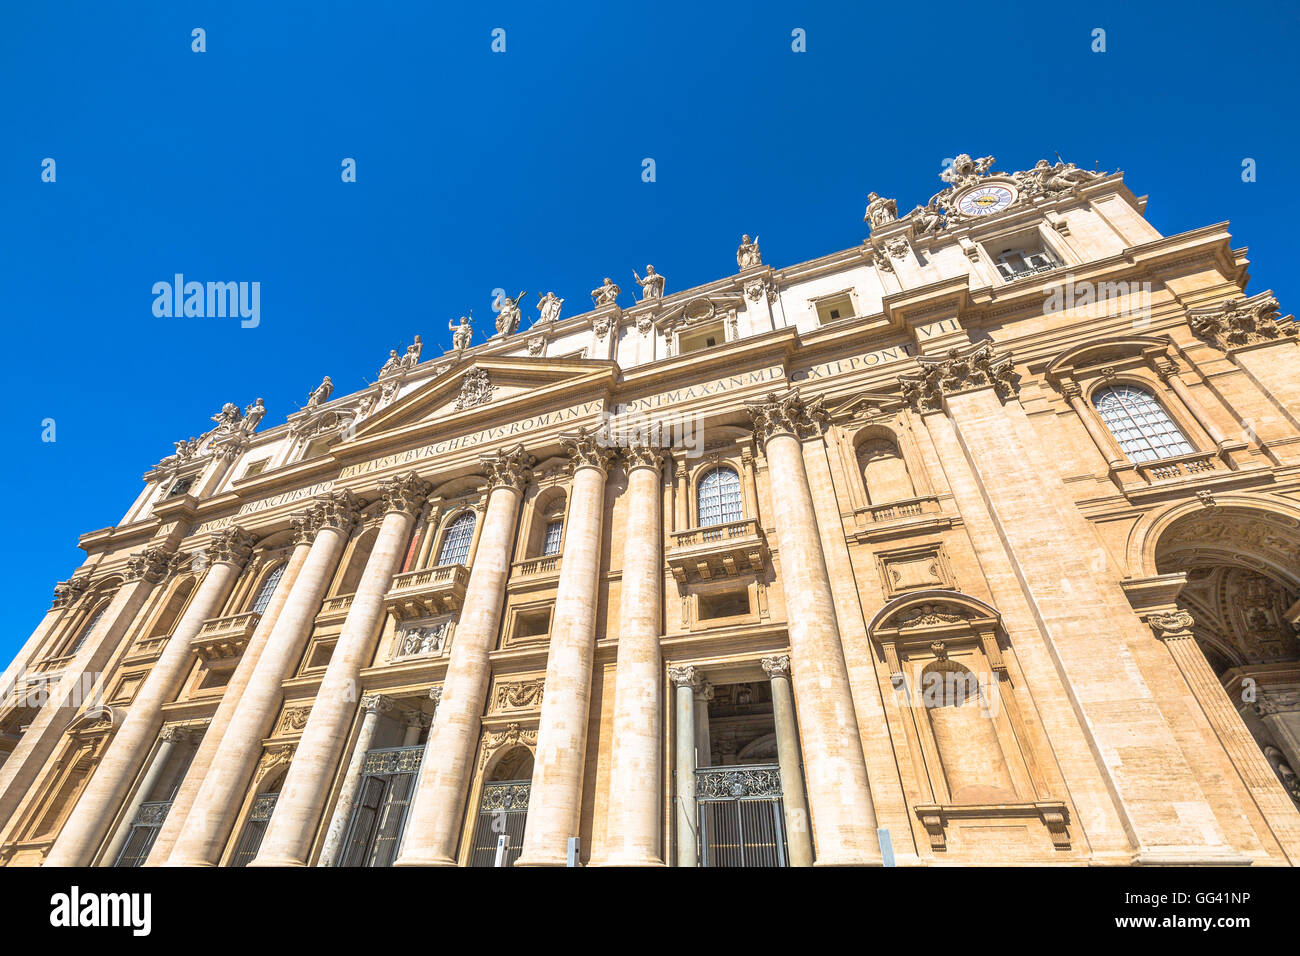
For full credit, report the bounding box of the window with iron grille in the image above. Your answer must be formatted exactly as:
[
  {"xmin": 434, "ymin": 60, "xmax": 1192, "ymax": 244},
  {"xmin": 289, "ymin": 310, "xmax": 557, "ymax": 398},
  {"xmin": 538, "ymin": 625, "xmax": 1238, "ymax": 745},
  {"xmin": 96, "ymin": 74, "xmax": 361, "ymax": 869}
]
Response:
[
  {"xmin": 1093, "ymin": 384, "xmax": 1194, "ymax": 463},
  {"xmin": 697, "ymin": 467, "xmax": 742, "ymax": 527},
  {"xmin": 437, "ymin": 512, "xmax": 476, "ymax": 566},
  {"xmin": 249, "ymin": 563, "xmax": 285, "ymax": 615},
  {"xmin": 229, "ymin": 792, "xmax": 279, "ymax": 867},
  {"xmin": 541, "ymin": 519, "xmax": 564, "ymax": 556},
  {"xmin": 67, "ymin": 604, "xmax": 108, "ymax": 656}
]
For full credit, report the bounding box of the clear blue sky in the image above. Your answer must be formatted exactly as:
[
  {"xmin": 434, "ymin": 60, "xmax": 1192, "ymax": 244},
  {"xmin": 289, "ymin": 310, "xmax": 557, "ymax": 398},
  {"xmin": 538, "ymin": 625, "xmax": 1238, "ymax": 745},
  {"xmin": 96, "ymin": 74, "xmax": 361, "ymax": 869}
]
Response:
[{"xmin": 1, "ymin": 1, "xmax": 1296, "ymax": 659}]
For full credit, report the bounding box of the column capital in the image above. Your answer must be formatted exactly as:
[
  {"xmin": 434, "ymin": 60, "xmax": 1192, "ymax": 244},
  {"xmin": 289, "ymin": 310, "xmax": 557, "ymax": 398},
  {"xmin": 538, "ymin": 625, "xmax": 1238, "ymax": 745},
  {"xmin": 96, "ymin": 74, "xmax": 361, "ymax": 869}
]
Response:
[
  {"xmin": 125, "ymin": 546, "xmax": 180, "ymax": 584},
  {"xmin": 428, "ymin": 684, "xmax": 443, "ymax": 707},
  {"xmin": 1147, "ymin": 608, "xmax": 1196, "ymax": 640},
  {"xmin": 1153, "ymin": 357, "xmax": 1181, "ymax": 381},
  {"xmin": 1188, "ymin": 293, "xmax": 1295, "ymax": 352},
  {"xmin": 207, "ymin": 526, "xmax": 257, "ymax": 569},
  {"xmin": 621, "ymin": 437, "xmax": 666, "ymax": 472},
  {"xmin": 694, "ymin": 679, "xmax": 715, "ymax": 703},
  {"xmin": 305, "ymin": 490, "xmax": 361, "ymax": 536},
  {"xmin": 1060, "ymin": 379, "xmax": 1083, "ymax": 401},
  {"xmin": 744, "ymin": 387, "xmax": 828, "ymax": 446},
  {"xmin": 289, "ymin": 511, "xmax": 317, "ymax": 546},
  {"xmin": 379, "ymin": 472, "xmax": 432, "ymax": 517},
  {"xmin": 668, "ymin": 664, "xmax": 700, "ymax": 689},
  {"xmin": 52, "ymin": 576, "xmax": 89, "ymax": 609},
  {"xmin": 761, "ymin": 654, "xmax": 792, "ymax": 679},
  {"xmin": 480, "ymin": 443, "xmax": 535, "ymax": 492},
  {"xmin": 561, "ymin": 425, "xmax": 616, "ymax": 474},
  {"xmin": 405, "ymin": 710, "xmax": 432, "ymax": 730},
  {"xmin": 160, "ymin": 723, "xmax": 200, "ymax": 744},
  {"xmin": 899, "ymin": 342, "xmax": 1019, "ymax": 413},
  {"xmin": 360, "ymin": 693, "xmax": 394, "ymax": 715}
]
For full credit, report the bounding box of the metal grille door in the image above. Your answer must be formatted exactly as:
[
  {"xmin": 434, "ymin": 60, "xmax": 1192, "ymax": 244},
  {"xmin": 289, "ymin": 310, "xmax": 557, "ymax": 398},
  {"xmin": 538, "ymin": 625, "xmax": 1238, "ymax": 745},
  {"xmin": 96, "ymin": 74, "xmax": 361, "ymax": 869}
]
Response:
[
  {"xmin": 113, "ymin": 800, "xmax": 171, "ymax": 867},
  {"xmin": 468, "ymin": 781, "xmax": 530, "ymax": 867},
  {"xmin": 337, "ymin": 745, "xmax": 423, "ymax": 868},
  {"xmin": 696, "ymin": 764, "xmax": 788, "ymax": 867},
  {"xmin": 229, "ymin": 793, "xmax": 279, "ymax": 868}
]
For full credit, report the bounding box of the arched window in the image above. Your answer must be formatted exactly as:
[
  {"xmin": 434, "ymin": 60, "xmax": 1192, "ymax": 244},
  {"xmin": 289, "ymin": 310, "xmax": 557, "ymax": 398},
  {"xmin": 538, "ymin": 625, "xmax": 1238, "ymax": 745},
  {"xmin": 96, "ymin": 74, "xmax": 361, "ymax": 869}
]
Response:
[
  {"xmin": 697, "ymin": 466, "xmax": 742, "ymax": 527},
  {"xmin": 437, "ymin": 512, "xmax": 477, "ymax": 566},
  {"xmin": 1094, "ymin": 384, "xmax": 1193, "ymax": 463},
  {"xmin": 67, "ymin": 604, "xmax": 108, "ymax": 656},
  {"xmin": 249, "ymin": 564, "xmax": 285, "ymax": 615},
  {"xmin": 858, "ymin": 437, "xmax": 915, "ymax": 505}
]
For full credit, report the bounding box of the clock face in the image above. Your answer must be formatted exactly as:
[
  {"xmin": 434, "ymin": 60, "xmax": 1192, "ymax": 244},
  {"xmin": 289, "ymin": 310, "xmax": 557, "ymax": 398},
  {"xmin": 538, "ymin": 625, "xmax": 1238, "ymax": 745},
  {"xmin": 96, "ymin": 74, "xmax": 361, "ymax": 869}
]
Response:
[{"xmin": 957, "ymin": 184, "xmax": 1015, "ymax": 217}]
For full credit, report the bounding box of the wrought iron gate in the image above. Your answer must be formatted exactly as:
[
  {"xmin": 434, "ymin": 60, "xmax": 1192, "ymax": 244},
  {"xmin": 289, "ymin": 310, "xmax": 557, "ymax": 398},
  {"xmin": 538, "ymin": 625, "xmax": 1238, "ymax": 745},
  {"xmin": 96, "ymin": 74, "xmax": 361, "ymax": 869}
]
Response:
[
  {"xmin": 229, "ymin": 792, "xmax": 279, "ymax": 867},
  {"xmin": 337, "ymin": 744, "xmax": 423, "ymax": 867},
  {"xmin": 695, "ymin": 764, "xmax": 788, "ymax": 867},
  {"xmin": 113, "ymin": 800, "xmax": 171, "ymax": 867},
  {"xmin": 468, "ymin": 780, "xmax": 530, "ymax": 867}
]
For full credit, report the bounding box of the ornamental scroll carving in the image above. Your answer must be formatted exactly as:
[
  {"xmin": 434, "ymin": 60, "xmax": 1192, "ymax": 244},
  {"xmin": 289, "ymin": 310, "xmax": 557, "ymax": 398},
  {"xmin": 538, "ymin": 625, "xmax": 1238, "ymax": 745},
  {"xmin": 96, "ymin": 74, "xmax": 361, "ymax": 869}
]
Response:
[
  {"xmin": 276, "ymin": 706, "xmax": 311, "ymax": 735},
  {"xmin": 303, "ymin": 491, "xmax": 361, "ymax": 536},
  {"xmin": 455, "ymin": 368, "xmax": 496, "ymax": 411},
  {"xmin": 744, "ymin": 387, "xmax": 828, "ymax": 445},
  {"xmin": 207, "ymin": 527, "xmax": 257, "ymax": 569},
  {"xmin": 256, "ymin": 743, "xmax": 296, "ymax": 782},
  {"xmin": 490, "ymin": 678, "xmax": 546, "ymax": 713},
  {"xmin": 125, "ymin": 547, "xmax": 180, "ymax": 584},
  {"xmin": 562, "ymin": 425, "xmax": 616, "ymax": 473},
  {"xmin": 52, "ymin": 577, "xmax": 89, "ymax": 609},
  {"xmin": 477, "ymin": 721, "xmax": 538, "ymax": 770},
  {"xmin": 898, "ymin": 343, "xmax": 1019, "ymax": 412},
  {"xmin": 1188, "ymin": 294, "xmax": 1295, "ymax": 351},
  {"xmin": 1147, "ymin": 609, "xmax": 1195, "ymax": 639}
]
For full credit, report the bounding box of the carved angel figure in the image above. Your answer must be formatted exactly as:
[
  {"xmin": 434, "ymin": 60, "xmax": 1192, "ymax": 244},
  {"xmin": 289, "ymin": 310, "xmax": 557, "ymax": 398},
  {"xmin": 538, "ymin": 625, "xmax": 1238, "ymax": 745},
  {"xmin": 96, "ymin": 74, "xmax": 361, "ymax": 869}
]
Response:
[
  {"xmin": 863, "ymin": 192, "xmax": 898, "ymax": 228},
  {"xmin": 633, "ymin": 265, "xmax": 665, "ymax": 300},
  {"xmin": 537, "ymin": 291, "xmax": 564, "ymax": 324},
  {"xmin": 590, "ymin": 277, "xmax": 621, "ymax": 308}
]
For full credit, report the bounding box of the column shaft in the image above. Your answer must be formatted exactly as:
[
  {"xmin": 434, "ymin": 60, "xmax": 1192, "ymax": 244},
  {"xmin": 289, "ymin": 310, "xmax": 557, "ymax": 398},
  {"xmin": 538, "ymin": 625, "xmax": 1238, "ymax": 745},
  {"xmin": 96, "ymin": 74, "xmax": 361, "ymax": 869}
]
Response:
[
  {"xmin": 163, "ymin": 517, "xmax": 351, "ymax": 866},
  {"xmin": 672, "ymin": 672, "xmax": 697, "ymax": 867},
  {"xmin": 516, "ymin": 461, "xmax": 608, "ymax": 866},
  {"xmin": 48, "ymin": 535, "xmax": 251, "ymax": 867},
  {"xmin": 598, "ymin": 460, "xmax": 664, "ymax": 865},
  {"xmin": 316, "ymin": 695, "xmax": 392, "ymax": 867},
  {"xmin": 764, "ymin": 657, "xmax": 813, "ymax": 867},
  {"xmin": 99, "ymin": 730, "xmax": 183, "ymax": 867},
  {"xmin": 762, "ymin": 431, "xmax": 880, "ymax": 864},
  {"xmin": 395, "ymin": 454, "xmax": 528, "ymax": 867},
  {"xmin": 143, "ymin": 540, "xmax": 312, "ymax": 865},
  {"xmin": 251, "ymin": 485, "xmax": 423, "ymax": 867}
]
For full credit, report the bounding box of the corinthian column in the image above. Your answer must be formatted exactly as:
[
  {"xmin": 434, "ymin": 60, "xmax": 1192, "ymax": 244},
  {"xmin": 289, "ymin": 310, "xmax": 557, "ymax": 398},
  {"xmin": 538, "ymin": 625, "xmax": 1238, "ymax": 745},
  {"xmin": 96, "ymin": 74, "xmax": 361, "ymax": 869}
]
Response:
[
  {"xmin": 316, "ymin": 693, "xmax": 393, "ymax": 867},
  {"xmin": 395, "ymin": 445, "xmax": 533, "ymax": 867},
  {"xmin": 597, "ymin": 441, "xmax": 666, "ymax": 866},
  {"xmin": 515, "ymin": 428, "xmax": 614, "ymax": 867},
  {"xmin": 163, "ymin": 492, "xmax": 358, "ymax": 866},
  {"xmin": 47, "ymin": 528, "xmax": 256, "ymax": 867},
  {"xmin": 0, "ymin": 546, "xmax": 178, "ymax": 829},
  {"xmin": 744, "ymin": 387, "xmax": 880, "ymax": 865},
  {"xmin": 250, "ymin": 474, "xmax": 429, "ymax": 867},
  {"xmin": 670, "ymin": 665, "xmax": 699, "ymax": 868},
  {"xmin": 144, "ymin": 534, "xmax": 314, "ymax": 865}
]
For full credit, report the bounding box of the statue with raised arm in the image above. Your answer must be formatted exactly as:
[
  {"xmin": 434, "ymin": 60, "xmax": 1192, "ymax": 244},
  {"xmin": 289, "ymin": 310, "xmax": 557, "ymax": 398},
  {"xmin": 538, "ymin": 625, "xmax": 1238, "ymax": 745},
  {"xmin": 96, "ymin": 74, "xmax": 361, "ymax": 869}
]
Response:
[
  {"xmin": 537, "ymin": 291, "xmax": 564, "ymax": 325},
  {"xmin": 632, "ymin": 265, "xmax": 666, "ymax": 301},
  {"xmin": 590, "ymin": 277, "xmax": 621, "ymax": 308},
  {"xmin": 736, "ymin": 234, "xmax": 761, "ymax": 270},
  {"xmin": 308, "ymin": 376, "xmax": 333, "ymax": 408},
  {"xmin": 450, "ymin": 314, "xmax": 473, "ymax": 351},
  {"xmin": 242, "ymin": 397, "xmax": 266, "ymax": 432},
  {"xmin": 495, "ymin": 290, "xmax": 528, "ymax": 337}
]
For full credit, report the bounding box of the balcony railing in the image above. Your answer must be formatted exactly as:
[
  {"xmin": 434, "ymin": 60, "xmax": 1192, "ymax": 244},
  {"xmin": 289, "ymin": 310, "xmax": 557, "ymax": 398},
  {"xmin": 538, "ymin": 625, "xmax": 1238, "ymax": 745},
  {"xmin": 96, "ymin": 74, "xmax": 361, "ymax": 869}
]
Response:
[
  {"xmin": 666, "ymin": 518, "xmax": 768, "ymax": 584},
  {"xmin": 1134, "ymin": 451, "xmax": 1221, "ymax": 483},
  {"xmin": 853, "ymin": 495, "xmax": 941, "ymax": 527},
  {"xmin": 512, "ymin": 555, "xmax": 561, "ymax": 577},
  {"xmin": 385, "ymin": 565, "xmax": 470, "ymax": 621},
  {"xmin": 191, "ymin": 611, "xmax": 262, "ymax": 664},
  {"xmin": 315, "ymin": 593, "xmax": 355, "ymax": 626}
]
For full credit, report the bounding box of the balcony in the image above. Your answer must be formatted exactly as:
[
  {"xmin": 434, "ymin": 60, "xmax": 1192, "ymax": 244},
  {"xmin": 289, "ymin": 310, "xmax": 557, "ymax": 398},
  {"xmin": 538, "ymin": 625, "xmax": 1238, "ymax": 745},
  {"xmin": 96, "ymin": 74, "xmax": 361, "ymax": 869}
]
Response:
[
  {"xmin": 1133, "ymin": 451, "xmax": 1222, "ymax": 484},
  {"xmin": 315, "ymin": 593, "xmax": 355, "ymax": 627},
  {"xmin": 191, "ymin": 611, "xmax": 261, "ymax": 666},
  {"xmin": 384, "ymin": 565, "xmax": 470, "ymax": 622},
  {"xmin": 666, "ymin": 518, "xmax": 768, "ymax": 584}
]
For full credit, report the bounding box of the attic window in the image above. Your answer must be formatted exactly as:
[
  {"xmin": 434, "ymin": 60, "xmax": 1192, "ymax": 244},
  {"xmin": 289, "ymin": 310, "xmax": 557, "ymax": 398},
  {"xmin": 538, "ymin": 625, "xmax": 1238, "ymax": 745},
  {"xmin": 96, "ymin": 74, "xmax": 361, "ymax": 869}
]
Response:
[
  {"xmin": 302, "ymin": 437, "xmax": 335, "ymax": 460},
  {"xmin": 679, "ymin": 321, "xmax": 725, "ymax": 355},
  {"xmin": 166, "ymin": 477, "xmax": 195, "ymax": 498},
  {"xmin": 814, "ymin": 293, "xmax": 855, "ymax": 325},
  {"xmin": 242, "ymin": 459, "xmax": 268, "ymax": 479}
]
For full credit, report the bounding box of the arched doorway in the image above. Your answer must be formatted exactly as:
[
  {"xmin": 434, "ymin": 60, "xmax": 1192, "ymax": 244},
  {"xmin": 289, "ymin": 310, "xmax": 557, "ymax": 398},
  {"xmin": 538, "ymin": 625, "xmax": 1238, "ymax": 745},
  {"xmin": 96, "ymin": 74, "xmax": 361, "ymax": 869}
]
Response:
[
  {"xmin": 1153, "ymin": 504, "xmax": 1300, "ymax": 806},
  {"xmin": 468, "ymin": 746, "xmax": 534, "ymax": 867}
]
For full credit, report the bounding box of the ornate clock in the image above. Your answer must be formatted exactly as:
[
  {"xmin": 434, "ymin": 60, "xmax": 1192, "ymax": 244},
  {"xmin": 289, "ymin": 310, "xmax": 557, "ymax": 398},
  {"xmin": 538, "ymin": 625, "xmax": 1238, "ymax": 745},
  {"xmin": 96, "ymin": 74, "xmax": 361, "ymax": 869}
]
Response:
[{"xmin": 955, "ymin": 184, "xmax": 1016, "ymax": 217}]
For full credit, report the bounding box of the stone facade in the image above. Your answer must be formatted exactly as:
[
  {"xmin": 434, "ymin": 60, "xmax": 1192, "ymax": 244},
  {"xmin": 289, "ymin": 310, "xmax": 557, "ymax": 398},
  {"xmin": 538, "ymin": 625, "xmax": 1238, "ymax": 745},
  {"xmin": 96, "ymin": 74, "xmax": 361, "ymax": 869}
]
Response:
[{"xmin": 3, "ymin": 154, "xmax": 1300, "ymax": 867}]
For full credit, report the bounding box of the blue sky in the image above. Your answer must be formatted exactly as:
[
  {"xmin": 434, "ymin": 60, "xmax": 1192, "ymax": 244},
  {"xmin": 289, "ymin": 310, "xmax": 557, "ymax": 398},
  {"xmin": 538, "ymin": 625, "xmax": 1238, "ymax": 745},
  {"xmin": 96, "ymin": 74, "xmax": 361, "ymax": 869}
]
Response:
[{"xmin": 1, "ymin": 1, "xmax": 1296, "ymax": 659}]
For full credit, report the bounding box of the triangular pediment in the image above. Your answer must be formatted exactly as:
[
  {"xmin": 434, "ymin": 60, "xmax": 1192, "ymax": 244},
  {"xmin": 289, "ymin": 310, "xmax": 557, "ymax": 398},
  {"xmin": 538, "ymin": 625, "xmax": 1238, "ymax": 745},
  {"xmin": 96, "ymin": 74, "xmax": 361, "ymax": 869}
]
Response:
[
  {"xmin": 829, "ymin": 390, "xmax": 906, "ymax": 420},
  {"xmin": 350, "ymin": 355, "xmax": 617, "ymax": 441}
]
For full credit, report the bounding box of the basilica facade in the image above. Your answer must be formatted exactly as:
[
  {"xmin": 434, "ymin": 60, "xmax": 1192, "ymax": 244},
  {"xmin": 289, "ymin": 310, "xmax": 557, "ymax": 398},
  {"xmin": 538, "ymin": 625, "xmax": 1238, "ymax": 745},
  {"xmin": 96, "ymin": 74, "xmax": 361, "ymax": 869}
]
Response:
[{"xmin": 3, "ymin": 154, "xmax": 1300, "ymax": 868}]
